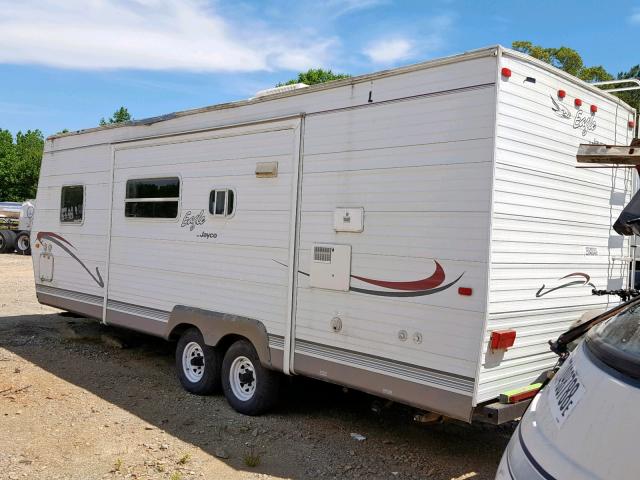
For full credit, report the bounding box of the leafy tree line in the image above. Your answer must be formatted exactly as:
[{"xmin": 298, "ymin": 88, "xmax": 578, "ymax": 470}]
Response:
[
  {"xmin": 1, "ymin": 107, "xmax": 134, "ymax": 202},
  {"xmin": 0, "ymin": 129, "xmax": 45, "ymax": 202},
  {"xmin": 277, "ymin": 68, "xmax": 350, "ymax": 86},
  {"xmin": 99, "ymin": 106, "xmax": 132, "ymax": 126},
  {"xmin": 512, "ymin": 41, "xmax": 640, "ymax": 110}
]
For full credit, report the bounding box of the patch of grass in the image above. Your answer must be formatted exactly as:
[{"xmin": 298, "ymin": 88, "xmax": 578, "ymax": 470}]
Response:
[
  {"xmin": 243, "ymin": 449, "xmax": 261, "ymax": 468},
  {"xmin": 177, "ymin": 453, "xmax": 191, "ymax": 465},
  {"xmin": 113, "ymin": 458, "xmax": 123, "ymax": 472},
  {"xmin": 170, "ymin": 472, "xmax": 182, "ymax": 480}
]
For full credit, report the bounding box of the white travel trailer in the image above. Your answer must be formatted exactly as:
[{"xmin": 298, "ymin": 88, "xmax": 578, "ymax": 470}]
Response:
[{"xmin": 31, "ymin": 45, "xmax": 637, "ymax": 422}]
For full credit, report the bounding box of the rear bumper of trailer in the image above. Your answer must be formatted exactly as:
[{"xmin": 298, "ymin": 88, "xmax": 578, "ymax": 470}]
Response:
[{"xmin": 473, "ymin": 399, "xmax": 532, "ymax": 425}]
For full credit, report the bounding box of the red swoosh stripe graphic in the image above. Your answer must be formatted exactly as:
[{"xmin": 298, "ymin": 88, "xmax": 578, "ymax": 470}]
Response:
[
  {"xmin": 36, "ymin": 231, "xmax": 75, "ymax": 249},
  {"xmin": 351, "ymin": 261, "xmax": 445, "ymax": 291},
  {"xmin": 36, "ymin": 231, "xmax": 103, "ymax": 287}
]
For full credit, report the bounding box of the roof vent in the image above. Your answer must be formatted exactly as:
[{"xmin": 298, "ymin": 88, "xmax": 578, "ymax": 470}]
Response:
[{"xmin": 253, "ymin": 83, "xmax": 309, "ymax": 99}]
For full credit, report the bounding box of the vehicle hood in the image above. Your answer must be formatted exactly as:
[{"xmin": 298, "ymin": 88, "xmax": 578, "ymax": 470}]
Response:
[{"xmin": 519, "ymin": 341, "xmax": 640, "ymax": 480}]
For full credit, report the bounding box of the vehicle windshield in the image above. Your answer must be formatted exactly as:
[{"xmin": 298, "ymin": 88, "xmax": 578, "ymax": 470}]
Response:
[{"xmin": 586, "ymin": 303, "xmax": 640, "ymax": 380}]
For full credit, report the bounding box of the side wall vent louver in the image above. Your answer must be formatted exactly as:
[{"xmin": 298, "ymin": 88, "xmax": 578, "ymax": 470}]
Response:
[{"xmin": 314, "ymin": 246, "xmax": 333, "ymax": 263}]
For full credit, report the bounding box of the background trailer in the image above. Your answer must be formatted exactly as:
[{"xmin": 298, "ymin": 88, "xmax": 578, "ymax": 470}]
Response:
[{"xmin": 31, "ymin": 46, "xmax": 636, "ymax": 422}]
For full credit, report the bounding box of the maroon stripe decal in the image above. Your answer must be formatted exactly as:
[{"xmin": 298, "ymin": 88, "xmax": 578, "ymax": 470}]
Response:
[
  {"xmin": 37, "ymin": 231, "xmax": 104, "ymax": 288},
  {"xmin": 351, "ymin": 261, "xmax": 445, "ymax": 291},
  {"xmin": 272, "ymin": 259, "xmax": 461, "ymax": 297},
  {"xmin": 536, "ymin": 272, "xmax": 596, "ymax": 298},
  {"xmin": 36, "ymin": 231, "xmax": 75, "ymax": 249}
]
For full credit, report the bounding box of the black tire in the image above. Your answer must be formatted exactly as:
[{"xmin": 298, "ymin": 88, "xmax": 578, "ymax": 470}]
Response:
[
  {"xmin": 222, "ymin": 339, "xmax": 280, "ymax": 415},
  {"xmin": 0, "ymin": 230, "xmax": 16, "ymax": 253},
  {"xmin": 15, "ymin": 231, "xmax": 31, "ymax": 255},
  {"xmin": 175, "ymin": 328, "xmax": 222, "ymax": 395}
]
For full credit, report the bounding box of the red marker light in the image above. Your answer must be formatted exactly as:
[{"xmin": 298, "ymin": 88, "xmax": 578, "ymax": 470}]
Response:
[
  {"xmin": 490, "ymin": 330, "xmax": 517, "ymax": 351},
  {"xmin": 575, "ymin": 98, "xmax": 582, "ymax": 107},
  {"xmin": 557, "ymin": 89, "xmax": 566, "ymax": 98},
  {"xmin": 458, "ymin": 287, "xmax": 473, "ymax": 296},
  {"xmin": 629, "ymin": 120, "xmax": 636, "ymax": 129},
  {"xmin": 501, "ymin": 67, "xmax": 512, "ymax": 78},
  {"xmin": 590, "ymin": 105, "xmax": 598, "ymax": 113}
]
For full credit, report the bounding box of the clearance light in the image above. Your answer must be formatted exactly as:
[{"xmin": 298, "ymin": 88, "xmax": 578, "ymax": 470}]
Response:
[
  {"xmin": 557, "ymin": 89, "xmax": 566, "ymax": 98},
  {"xmin": 630, "ymin": 120, "xmax": 636, "ymax": 129},
  {"xmin": 575, "ymin": 98, "xmax": 583, "ymax": 107},
  {"xmin": 501, "ymin": 67, "xmax": 512, "ymax": 78},
  {"xmin": 458, "ymin": 287, "xmax": 473, "ymax": 296},
  {"xmin": 590, "ymin": 105, "xmax": 598, "ymax": 113},
  {"xmin": 490, "ymin": 330, "xmax": 516, "ymax": 351}
]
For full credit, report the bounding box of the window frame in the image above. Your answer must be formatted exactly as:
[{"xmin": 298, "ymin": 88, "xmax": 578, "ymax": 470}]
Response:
[
  {"xmin": 124, "ymin": 175, "xmax": 182, "ymax": 221},
  {"xmin": 59, "ymin": 184, "xmax": 85, "ymax": 225},
  {"xmin": 208, "ymin": 187, "xmax": 236, "ymax": 218}
]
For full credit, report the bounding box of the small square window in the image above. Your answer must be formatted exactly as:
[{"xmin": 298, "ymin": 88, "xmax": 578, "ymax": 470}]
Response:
[
  {"xmin": 60, "ymin": 185, "xmax": 84, "ymax": 223},
  {"xmin": 209, "ymin": 189, "xmax": 235, "ymax": 217}
]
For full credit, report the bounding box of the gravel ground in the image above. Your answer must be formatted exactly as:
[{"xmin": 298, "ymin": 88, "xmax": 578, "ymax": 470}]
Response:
[{"xmin": 0, "ymin": 254, "xmax": 511, "ymax": 480}]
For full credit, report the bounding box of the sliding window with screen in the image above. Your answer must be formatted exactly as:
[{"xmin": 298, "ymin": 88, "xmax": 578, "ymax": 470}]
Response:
[{"xmin": 125, "ymin": 177, "xmax": 180, "ymax": 219}]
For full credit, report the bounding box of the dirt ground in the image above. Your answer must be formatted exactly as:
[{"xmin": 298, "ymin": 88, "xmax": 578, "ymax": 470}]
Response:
[{"xmin": 0, "ymin": 254, "xmax": 511, "ymax": 480}]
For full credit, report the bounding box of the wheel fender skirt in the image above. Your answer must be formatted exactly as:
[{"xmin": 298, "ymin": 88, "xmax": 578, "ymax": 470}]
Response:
[{"xmin": 166, "ymin": 305, "xmax": 272, "ymax": 368}]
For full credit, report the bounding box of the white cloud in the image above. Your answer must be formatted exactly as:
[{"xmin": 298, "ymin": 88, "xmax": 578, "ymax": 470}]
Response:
[
  {"xmin": 0, "ymin": 0, "xmax": 335, "ymax": 72},
  {"xmin": 325, "ymin": 0, "xmax": 389, "ymax": 17},
  {"xmin": 630, "ymin": 8, "xmax": 640, "ymax": 24},
  {"xmin": 363, "ymin": 13, "xmax": 454, "ymax": 65},
  {"xmin": 364, "ymin": 38, "xmax": 413, "ymax": 64}
]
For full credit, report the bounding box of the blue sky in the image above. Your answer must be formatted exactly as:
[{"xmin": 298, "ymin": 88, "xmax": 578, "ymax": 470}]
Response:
[{"xmin": 1, "ymin": 0, "xmax": 639, "ymax": 137}]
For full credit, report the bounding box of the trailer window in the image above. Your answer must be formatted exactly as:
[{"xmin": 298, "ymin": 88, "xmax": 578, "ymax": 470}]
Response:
[
  {"xmin": 125, "ymin": 177, "xmax": 180, "ymax": 219},
  {"xmin": 60, "ymin": 185, "xmax": 84, "ymax": 223},
  {"xmin": 209, "ymin": 189, "xmax": 235, "ymax": 217}
]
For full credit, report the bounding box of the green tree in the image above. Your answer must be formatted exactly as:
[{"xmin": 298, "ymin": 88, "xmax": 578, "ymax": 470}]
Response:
[
  {"xmin": 615, "ymin": 65, "xmax": 640, "ymax": 112},
  {"xmin": 99, "ymin": 106, "xmax": 133, "ymax": 126},
  {"xmin": 511, "ymin": 41, "xmax": 612, "ymax": 82},
  {"xmin": 0, "ymin": 129, "xmax": 44, "ymax": 202},
  {"xmin": 277, "ymin": 68, "xmax": 350, "ymax": 87}
]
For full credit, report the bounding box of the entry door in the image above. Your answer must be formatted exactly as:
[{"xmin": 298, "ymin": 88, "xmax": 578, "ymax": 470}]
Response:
[{"xmin": 105, "ymin": 119, "xmax": 303, "ymax": 344}]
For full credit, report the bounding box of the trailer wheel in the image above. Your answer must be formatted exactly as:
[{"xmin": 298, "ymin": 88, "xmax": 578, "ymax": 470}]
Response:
[
  {"xmin": 222, "ymin": 339, "xmax": 280, "ymax": 415},
  {"xmin": 175, "ymin": 328, "xmax": 222, "ymax": 395},
  {"xmin": 15, "ymin": 232, "xmax": 31, "ymax": 255},
  {"xmin": 0, "ymin": 230, "xmax": 16, "ymax": 253}
]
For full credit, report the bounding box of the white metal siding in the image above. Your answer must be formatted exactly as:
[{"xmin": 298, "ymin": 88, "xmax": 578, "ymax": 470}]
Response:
[
  {"xmin": 478, "ymin": 52, "xmax": 636, "ymax": 401},
  {"xmin": 106, "ymin": 125, "xmax": 299, "ymax": 335},
  {"xmin": 32, "ymin": 144, "xmax": 111, "ymax": 298},
  {"xmin": 294, "ymin": 82, "xmax": 497, "ymax": 395}
]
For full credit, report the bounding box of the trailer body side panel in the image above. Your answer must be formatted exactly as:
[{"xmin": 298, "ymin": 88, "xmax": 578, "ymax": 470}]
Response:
[{"xmin": 478, "ymin": 51, "xmax": 636, "ymax": 402}]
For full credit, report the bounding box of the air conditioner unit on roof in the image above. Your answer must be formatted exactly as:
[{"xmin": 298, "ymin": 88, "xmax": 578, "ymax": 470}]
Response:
[{"xmin": 253, "ymin": 83, "xmax": 309, "ymax": 99}]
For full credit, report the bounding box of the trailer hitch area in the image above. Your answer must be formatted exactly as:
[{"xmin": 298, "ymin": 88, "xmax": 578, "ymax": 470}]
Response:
[
  {"xmin": 473, "ymin": 399, "xmax": 532, "ymax": 425},
  {"xmin": 592, "ymin": 288, "xmax": 640, "ymax": 302}
]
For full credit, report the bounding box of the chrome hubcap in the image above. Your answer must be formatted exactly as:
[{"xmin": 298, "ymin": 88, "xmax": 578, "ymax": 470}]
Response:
[
  {"xmin": 18, "ymin": 236, "xmax": 29, "ymax": 250},
  {"xmin": 182, "ymin": 341, "xmax": 205, "ymax": 383},
  {"xmin": 229, "ymin": 356, "xmax": 256, "ymax": 401}
]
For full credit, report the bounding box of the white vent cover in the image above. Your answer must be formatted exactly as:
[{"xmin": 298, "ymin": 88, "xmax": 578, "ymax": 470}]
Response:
[
  {"xmin": 253, "ymin": 83, "xmax": 309, "ymax": 98},
  {"xmin": 314, "ymin": 246, "xmax": 333, "ymax": 263},
  {"xmin": 334, "ymin": 207, "xmax": 364, "ymax": 233},
  {"xmin": 309, "ymin": 244, "xmax": 351, "ymax": 291}
]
